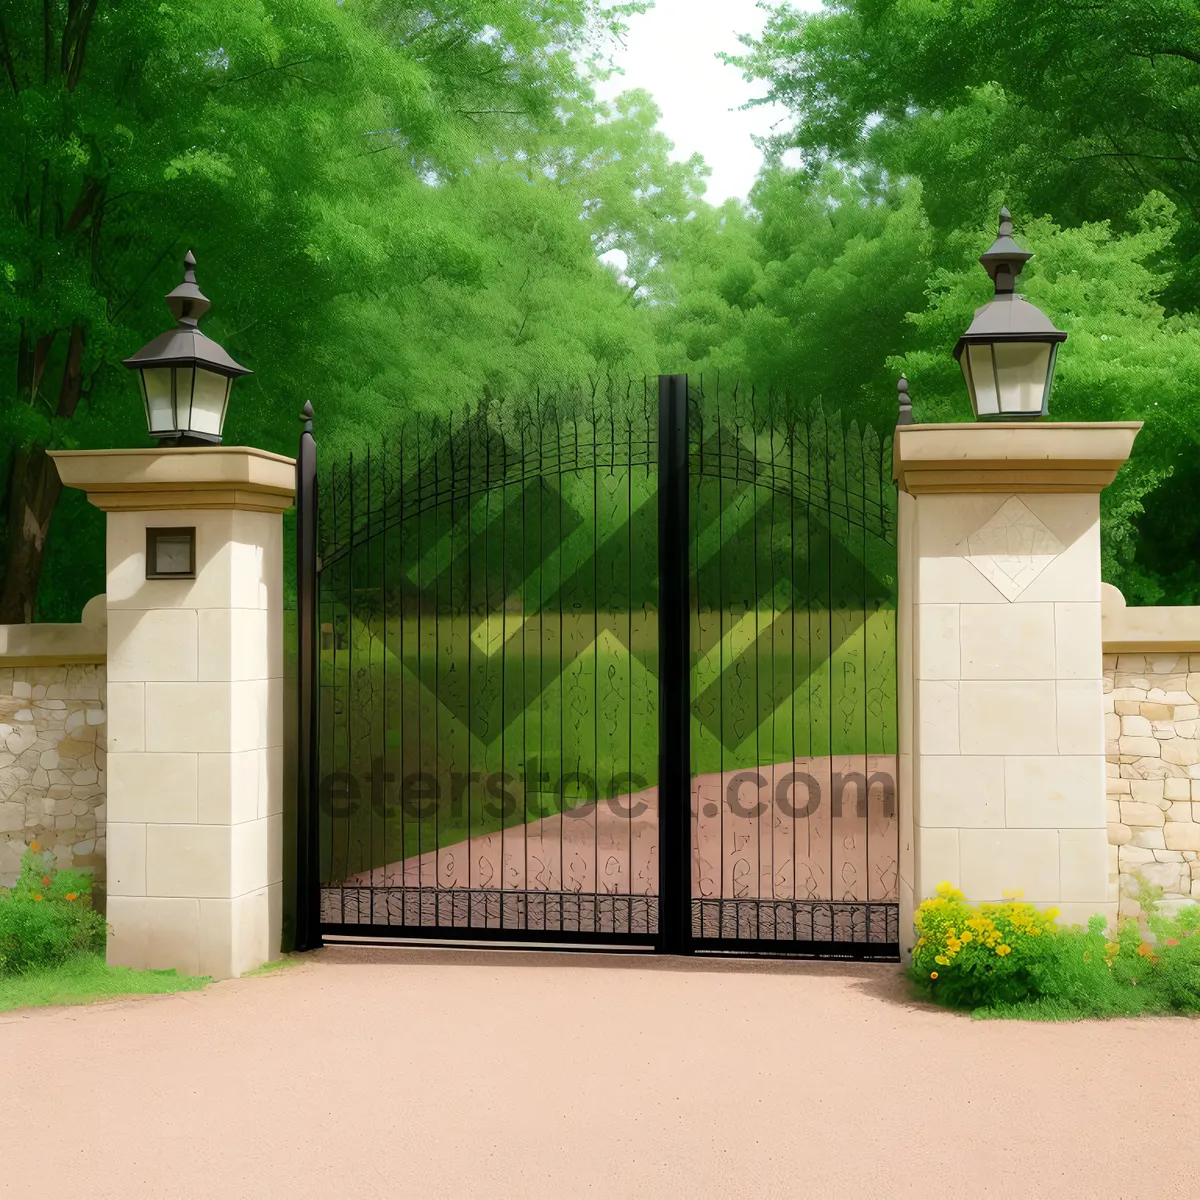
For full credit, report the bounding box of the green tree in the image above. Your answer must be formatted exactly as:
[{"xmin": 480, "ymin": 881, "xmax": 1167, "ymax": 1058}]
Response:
[
  {"xmin": 727, "ymin": 0, "xmax": 1200, "ymax": 600},
  {"xmin": 651, "ymin": 166, "xmax": 933, "ymax": 429},
  {"xmin": 1, "ymin": 1, "xmax": 692, "ymax": 621},
  {"xmin": 732, "ymin": 1, "xmax": 1200, "ymax": 303},
  {"xmin": 895, "ymin": 194, "xmax": 1200, "ymax": 602}
]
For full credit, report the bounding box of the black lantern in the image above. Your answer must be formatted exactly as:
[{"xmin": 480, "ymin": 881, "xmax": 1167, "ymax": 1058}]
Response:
[
  {"xmin": 123, "ymin": 251, "xmax": 251, "ymax": 445},
  {"xmin": 953, "ymin": 207, "xmax": 1067, "ymax": 420}
]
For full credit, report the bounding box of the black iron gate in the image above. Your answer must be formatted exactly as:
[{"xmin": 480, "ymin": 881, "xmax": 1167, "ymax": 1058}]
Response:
[{"xmin": 293, "ymin": 377, "xmax": 899, "ymax": 958}]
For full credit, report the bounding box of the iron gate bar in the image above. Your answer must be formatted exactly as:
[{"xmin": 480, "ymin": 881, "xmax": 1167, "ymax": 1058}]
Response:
[
  {"xmin": 301, "ymin": 377, "xmax": 899, "ymax": 959},
  {"xmin": 293, "ymin": 401, "xmax": 321, "ymax": 951},
  {"xmin": 657, "ymin": 374, "xmax": 691, "ymax": 954}
]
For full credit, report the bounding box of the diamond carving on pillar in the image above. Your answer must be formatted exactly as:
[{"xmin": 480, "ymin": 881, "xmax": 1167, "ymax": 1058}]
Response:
[{"xmin": 962, "ymin": 496, "xmax": 1064, "ymax": 600}]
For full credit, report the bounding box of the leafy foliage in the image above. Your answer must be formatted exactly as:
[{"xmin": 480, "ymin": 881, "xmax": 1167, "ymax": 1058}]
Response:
[
  {"xmin": 910, "ymin": 881, "xmax": 1200, "ymax": 1019},
  {"xmin": 0, "ymin": 845, "xmax": 105, "ymax": 974},
  {"xmin": 730, "ymin": 0, "xmax": 1200, "ymax": 602},
  {"xmin": 0, "ymin": 1, "xmax": 692, "ymax": 620}
]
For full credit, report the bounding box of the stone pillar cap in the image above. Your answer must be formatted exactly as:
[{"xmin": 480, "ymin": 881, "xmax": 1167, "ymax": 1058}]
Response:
[
  {"xmin": 893, "ymin": 421, "xmax": 1141, "ymax": 495},
  {"xmin": 50, "ymin": 446, "xmax": 296, "ymax": 513}
]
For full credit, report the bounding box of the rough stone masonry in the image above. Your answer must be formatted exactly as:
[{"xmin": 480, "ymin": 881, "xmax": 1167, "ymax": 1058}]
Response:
[
  {"xmin": 0, "ymin": 665, "xmax": 107, "ymax": 900},
  {"xmin": 1105, "ymin": 652, "xmax": 1200, "ymax": 917}
]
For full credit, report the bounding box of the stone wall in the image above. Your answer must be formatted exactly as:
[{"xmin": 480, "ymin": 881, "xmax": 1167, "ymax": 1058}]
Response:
[
  {"xmin": 0, "ymin": 599, "xmax": 107, "ymax": 901},
  {"xmin": 1104, "ymin": 651, "xmax": 1200, "ymax": 917}
]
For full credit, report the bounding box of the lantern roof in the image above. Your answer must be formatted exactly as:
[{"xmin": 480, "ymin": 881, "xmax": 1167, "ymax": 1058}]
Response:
[
  {"xmin": 954, "ymin": 293, "xmax": 1067, "ymax": 357},
  {"xmin": 122, "ymin": 251, "xmax": 251, "ymax": 378}
]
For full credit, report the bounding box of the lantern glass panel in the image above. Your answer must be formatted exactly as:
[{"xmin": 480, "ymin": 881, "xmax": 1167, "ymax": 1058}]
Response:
[
  {"xmin": 142, "ymin": 367, "xmax": 176, "ymax": 432},
  {"xmin": 173, "ymin": 366, "xmax": 196, "ymax": 433},
  {"xmin": 993, "ymin": 340, "xmax": 1052, "ymax": 414},
  {"xmin": 189, "ymin": 368, "xmax": 230, "ymax": 437},
  {"xmin": 963, "ymin": 341, "xmax": 1053, "ymax": 417}
]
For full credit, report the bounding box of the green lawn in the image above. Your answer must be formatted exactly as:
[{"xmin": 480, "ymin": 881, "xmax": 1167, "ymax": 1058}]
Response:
[{"xmin": 0, "ymin": 953, "xmax": 211, "ymax": 1013}]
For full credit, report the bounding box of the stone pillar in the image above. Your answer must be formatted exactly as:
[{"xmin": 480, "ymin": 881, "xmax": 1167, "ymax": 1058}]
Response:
[
  {"xmin": 893, "ymin": 422, "xmax": 1140, "ymax": 951},
  {"xmin": 50, "ymin": 447, "xmax": 295, "ymax": 979}
]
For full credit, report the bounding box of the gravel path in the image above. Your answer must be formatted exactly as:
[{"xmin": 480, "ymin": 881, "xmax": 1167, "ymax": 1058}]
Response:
[{"xmin": 2, "ymin": 947, "xmax": 1195, "ymax": 1199}]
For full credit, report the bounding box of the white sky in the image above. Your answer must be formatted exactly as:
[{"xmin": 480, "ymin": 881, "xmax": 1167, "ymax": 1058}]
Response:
[{"xmin": 592, "ymin": 0, "xmax": 822, "ymax": 205}]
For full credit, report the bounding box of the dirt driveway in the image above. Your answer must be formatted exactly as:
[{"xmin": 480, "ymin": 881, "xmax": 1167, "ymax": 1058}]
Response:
[{"xmin": 2, "ymin": 947, "xmax": 1195, "ymax": 1199}]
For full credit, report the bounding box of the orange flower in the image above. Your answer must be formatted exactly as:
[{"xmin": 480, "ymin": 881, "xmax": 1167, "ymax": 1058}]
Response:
[
  {"xmin": 930, "ymin": 971, "xmax": 938, "ymax": 980},
  {"xmin": 1136, "ymin": 942, "xmax": 1156, "ymax": 961},
  {"xmin": 30, "ymin": 842, "xmax": 39, "ymax": 852},
  {"xmin": 33, "ymin": 895, "xmax": 42, "ymax": 901},
  {"xmin": 41, "ymin": 875, "xmax": 51, "ymax": 886},
  {"xmin": 1165, "ymin": 939, "xmax": 1179, "ymax": 947},
  {"xmin": 65, "ymin": 893, "xmax": 77, "ymax": 901}
]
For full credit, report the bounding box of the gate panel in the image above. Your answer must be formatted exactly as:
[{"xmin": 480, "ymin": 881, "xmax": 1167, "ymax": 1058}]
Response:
[
  {"xmin": 316, "ymin": 395, "xmax": 661, "ymax": 943},
  {"xmin": 688, "ymin": 384, "xmax": 899, "ymax": 957}
]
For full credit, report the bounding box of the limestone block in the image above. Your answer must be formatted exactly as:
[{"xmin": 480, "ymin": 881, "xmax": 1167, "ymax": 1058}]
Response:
[
  {"xmin": 1057, "ymin": 680, "xmax": 1104, "ymax": 755},
  {"xmin": 107, "ymin": 752, "xmax": 198, "ymax": 823},
  {"xmin": 1119, "ymin": 737, "xmax": 1161, "ymax": 757},
  {"xmin": 1119, "ymin": 801, "xmax": 1165, "ymax": 827},
  {"xmin": 1004, "ymin": 755, "xmax": 1104, "ymax": 828},
  {"xmin": 198, "ymin": 607, "xmax": 271, "ymax": 683},
  {"xmin": 197, "ymin": 750, "xmax": 261, "ymax": 825},
  {"xmin": 144, "ymin": 823, "xmax": 236, "ymax": 898},
  {"xmin": 918, "ymin": 681, "xmax": 959, "ymax": 754},
  {"xmin": 1060, "ymin": 828, "xmax": 1109, "ymax": 902},
  {"xmin": 1166, "ymin": 801, "xmax": 1195, "ymax": 823},
  {"xmin": 199, "ymin": 890, "xmax": 272, "ymax": 978},
  {"xmin": 1129, "ymin": 778, "xmax": 1165, "ymax": 805},
  {"xmin": 106, "ymin": 682, "xmax": 144, "ymax": 753},
  {"xmin": 1162, "ymin": 739, "xmax": 1200, "ymax": 767},
  {"xmin": 959, "ymin": 603, "xmax": 1055, "ymax": 680},
  {"xmin": 915, "ymin": 827, "xmax": 960, "ymax": 898},
  {"xmin": 959, "ymin": 680, "xmax": 1056, "ymax": 755},
  {"xmin": 1108, "ymin": 822, "xmax": 1131, "ymax": 845},
  {"xmin": 915, "ymin": 604, "xmax": 959, "ymax": 680},
  {"xmin": 106, "ymin": 822, "xmax": 147, "ymax": 896},
  {"xmin": 1120, "ymin": 715, "xmax": 1152, "ymax": 737},
  {"xmin": 1164, "ymin": 823, "xmax": 1200, "ymax": 852},
  {"xmin": 1053, "ymin": 602, "xmax": 1101, "ymax": 679},
  {"xmin": 1140, "ymin": 702, "xmax": 1172, "ymax": 721},
  {"xmin": 1114, "ymin": 700, "xmax": 1141, "ymax": 715},
  {"xmin": 1106, "ymin": 798, "xmax": 1121, "ymax": 821},
  {"xmin": 1131, "ymin": 827, "xmax": 1166, "ymax": 849},
  {"xmin": 1124, "ymin": 861, "xmax": 1186, "ymax": 891},
  {"xmin": 1164, "ymin": 778, "xmax": 1191, "ymax": 801},
  {"xmin": 107, "ymin": 608, "xmax": 199, "ymax": 683},
  {"xmin": 106, "ymin": 896, "xmax": 200, "ymax": 975},
  {"xmin": 959, "ymin": 828, "xmax": 1059, "ymax": 901}
]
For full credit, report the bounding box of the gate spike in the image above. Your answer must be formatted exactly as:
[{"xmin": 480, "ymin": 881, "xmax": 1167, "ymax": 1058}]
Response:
[{"xmin": 896, "ymin": 375, "xmax": 913, "ymax": 426}]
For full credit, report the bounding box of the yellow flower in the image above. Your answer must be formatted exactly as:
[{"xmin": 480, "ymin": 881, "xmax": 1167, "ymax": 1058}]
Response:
[
  {"xmin": 1104, "ymin": 941, "xmax": 1120, "ymax": 959},
  {"xmin": 996, "ymin": 944, "xmax": 1012, "ymax": 957},
  {"xmin": 930, "ymin": 971, "xmax": 938, "ymax": 980},
  {"xmin": 960, "ymin": 931, "xmax": 973, "ymax": 943},
  {"xmin": 935, "ymin": 954, "xmax": 950, "ymax": 966}
]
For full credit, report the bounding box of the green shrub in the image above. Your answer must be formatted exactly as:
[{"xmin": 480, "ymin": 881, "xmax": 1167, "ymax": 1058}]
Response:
[
  {"xmin": 909, "ymin": 881, "xmax": 1200, "ymax": 1019},
  {"xmin": 0, "ymin": 845, "xmax": 106, "ymax": 975}
]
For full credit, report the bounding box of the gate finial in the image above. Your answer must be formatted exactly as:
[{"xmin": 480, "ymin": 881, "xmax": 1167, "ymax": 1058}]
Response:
[
  {"xmin": 897, "ymin": 375, "xmax": 913, "ymax": 426},
  {"xmin": 301, "ymin": 400, "xmax": 314, "ymax": 435}
]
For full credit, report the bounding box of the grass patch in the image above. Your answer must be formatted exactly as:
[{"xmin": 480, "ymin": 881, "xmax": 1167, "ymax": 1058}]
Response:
[
  {"xmin": 241, "ymin": 954, "xmax": 305, "ymax": 977},
  {"xmin": 0, "ymin": 953, "xmax": 211, "ymax": 1013}
]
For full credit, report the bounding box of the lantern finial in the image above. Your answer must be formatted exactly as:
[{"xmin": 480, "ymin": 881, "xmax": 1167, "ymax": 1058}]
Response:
[
  {"xmin": 166, "ymin": 250, "xmax": 211, "ymax": 327},
  {"xmin": 978, "ymin": 204, "xmax": 1033, "ymax": 295}
]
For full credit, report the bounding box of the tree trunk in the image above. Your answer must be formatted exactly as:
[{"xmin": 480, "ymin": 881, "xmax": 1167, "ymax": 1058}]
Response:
[{"xmin": 0, "ymin": 447, "xmax": 62, "ymax": 623}]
